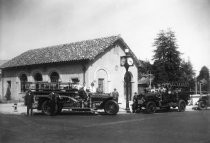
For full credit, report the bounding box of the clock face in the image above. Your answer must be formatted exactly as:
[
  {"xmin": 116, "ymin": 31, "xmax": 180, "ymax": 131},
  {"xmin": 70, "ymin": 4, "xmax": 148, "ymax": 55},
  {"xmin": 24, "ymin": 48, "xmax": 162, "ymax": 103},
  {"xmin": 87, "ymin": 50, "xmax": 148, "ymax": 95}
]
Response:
[
  {"xmin": 127, "ymin": 57, "xmax": 134, "ymax": 66},
  {"xmin": 120, "ymin": 57, "xmax": 126, "ymax": 66}
]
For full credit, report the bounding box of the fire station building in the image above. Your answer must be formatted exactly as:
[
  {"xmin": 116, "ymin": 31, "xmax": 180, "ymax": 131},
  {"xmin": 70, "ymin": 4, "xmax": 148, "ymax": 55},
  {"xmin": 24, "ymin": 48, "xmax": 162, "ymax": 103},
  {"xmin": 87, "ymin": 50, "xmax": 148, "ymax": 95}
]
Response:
[{"xmin": 0, "ymin": 35, "xmax": 139, "ymax": 108}]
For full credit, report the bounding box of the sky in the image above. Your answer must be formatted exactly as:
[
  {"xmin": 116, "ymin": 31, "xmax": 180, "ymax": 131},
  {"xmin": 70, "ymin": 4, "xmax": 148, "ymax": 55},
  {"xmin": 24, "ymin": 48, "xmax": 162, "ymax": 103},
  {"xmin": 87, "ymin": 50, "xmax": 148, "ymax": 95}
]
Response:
[{"xmin": 0, "ymin": 0, "xmax": 210, "ymax": 75}]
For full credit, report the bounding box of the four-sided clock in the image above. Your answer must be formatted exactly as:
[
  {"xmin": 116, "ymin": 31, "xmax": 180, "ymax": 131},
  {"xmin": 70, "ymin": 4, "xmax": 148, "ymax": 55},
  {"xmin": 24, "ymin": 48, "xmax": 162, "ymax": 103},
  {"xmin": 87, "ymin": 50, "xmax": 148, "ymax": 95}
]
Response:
[
  {"xmin": 120, "ymin": 56, "xmax": 126, "ymax": 66},
  {"xmin": 127, "ymin": 57, "xmax": 133, "ymax": 66},
  {"xmin": 120, "ymin": 56, "xmax": 134, "ymax": 66}
]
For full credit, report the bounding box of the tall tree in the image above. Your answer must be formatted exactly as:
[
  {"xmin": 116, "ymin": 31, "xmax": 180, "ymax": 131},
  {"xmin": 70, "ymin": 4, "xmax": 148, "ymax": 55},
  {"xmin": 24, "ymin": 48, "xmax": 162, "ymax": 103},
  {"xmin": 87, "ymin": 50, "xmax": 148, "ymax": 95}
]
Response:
[
  {"xmin": 197, "ymin": 66, "xmax": 210, "ymax": 92},
  {"xmin": 152, "ymin": 29, "xmax": 182, "ymax": 84}
]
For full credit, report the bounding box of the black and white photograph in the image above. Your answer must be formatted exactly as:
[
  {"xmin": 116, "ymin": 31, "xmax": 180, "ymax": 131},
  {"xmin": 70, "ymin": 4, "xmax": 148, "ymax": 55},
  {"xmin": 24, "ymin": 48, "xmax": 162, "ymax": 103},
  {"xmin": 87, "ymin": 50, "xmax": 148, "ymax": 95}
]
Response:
[{"xmin": 0, "ymin": 0, "xmax": 210, "ymax": 143}]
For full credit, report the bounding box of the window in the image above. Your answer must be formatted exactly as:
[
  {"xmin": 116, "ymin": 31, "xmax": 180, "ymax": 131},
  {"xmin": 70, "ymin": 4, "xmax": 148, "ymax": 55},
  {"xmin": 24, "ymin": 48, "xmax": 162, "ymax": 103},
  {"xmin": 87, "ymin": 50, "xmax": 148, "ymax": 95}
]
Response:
[
  {"xmin": 98, "ymin": 78, "xmax": 104, "ymax": 93},
  {"xmin": 50, "ymin": 72, "xmax": 59, "ymax": 82},
  {"xmin": 34, "ymin": 73, "xmax": 43, "ymax": 91},
  {"xmin": 20, "ymin": 74, "xmax": 27, "ymax": 92},
  {"xmin": 34, "ymin": 73, "xmax": 43, "ymax": 81}
]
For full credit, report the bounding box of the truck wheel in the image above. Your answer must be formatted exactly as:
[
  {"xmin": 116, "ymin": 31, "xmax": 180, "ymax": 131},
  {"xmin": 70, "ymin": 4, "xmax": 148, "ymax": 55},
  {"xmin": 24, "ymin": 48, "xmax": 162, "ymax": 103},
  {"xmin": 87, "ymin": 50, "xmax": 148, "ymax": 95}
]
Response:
[
  {"xmin": 178, "ymin": 100, "xmax": 186, "ymax": 112},
  {"xmin": 198, "ymin": 101, "xmax": 207, "ymax": 110},
  {"xmin": 146, "ymin": 101, "xmax": 156, "ymax": 113},
  {"xmin": 42, "ymin": 100, "xmax": 58, "ymax": 116},
  {"xmin": 42, "ymin": 100, "xmax": 51, "ymax": 116},
  {"xmin": 104, "ymin": 100, "xmax": 119, "ymax": 115}
]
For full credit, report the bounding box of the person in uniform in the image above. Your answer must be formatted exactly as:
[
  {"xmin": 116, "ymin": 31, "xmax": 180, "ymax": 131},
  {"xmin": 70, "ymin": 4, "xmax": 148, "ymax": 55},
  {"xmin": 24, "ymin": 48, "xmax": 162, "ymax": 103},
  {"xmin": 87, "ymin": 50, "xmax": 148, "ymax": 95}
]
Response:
[
  {"xmin": 111, "ymin": 88, "xmax": 119, "ymax": 103},
  {"xmin": 26, "ymin": 89, "xmax": 34, "ymax": 116},
  {"xmin": 49, "ymin": 92, "xmax": 57, "ymax": 116},
  {"xmin": 132, "ymin": 92, "xmax": 138, "ymax": 113}
]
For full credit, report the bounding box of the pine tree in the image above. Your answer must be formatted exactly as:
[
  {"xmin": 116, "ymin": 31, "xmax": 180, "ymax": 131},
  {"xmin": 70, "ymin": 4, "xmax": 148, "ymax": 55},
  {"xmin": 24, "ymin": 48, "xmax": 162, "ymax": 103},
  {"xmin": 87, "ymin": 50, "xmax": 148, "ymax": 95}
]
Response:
[{"xmin": 152, "ymin": 29, "xmax": 182, "ymax": 84}]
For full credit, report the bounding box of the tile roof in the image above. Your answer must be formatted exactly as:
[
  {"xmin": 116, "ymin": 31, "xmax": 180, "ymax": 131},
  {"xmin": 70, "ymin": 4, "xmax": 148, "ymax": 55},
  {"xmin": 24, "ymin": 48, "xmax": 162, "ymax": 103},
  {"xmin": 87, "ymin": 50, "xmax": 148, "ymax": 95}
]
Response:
[
  {"xmin": 0, "ymin": 60, "xmax": 8, "ymax": 66},
  {"xmin": 1, "ymin": 35, "xmax": 122, "ymax": 68}
]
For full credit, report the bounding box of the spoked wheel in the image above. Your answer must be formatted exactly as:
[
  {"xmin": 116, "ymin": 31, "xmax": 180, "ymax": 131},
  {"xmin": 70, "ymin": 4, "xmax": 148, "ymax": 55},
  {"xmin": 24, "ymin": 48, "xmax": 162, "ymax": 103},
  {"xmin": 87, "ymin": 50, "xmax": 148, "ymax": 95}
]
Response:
[
  {"xmin": 146, "ymin": 101, "xmax": 156, "ymax": 113},
  {"xmin": 42, "ymin": 100, "xmax": 58, "ymax": 116},
  {"xmin": 104, "ymin": 100, "xmax": 119, "ymax": 115},
  {"xmin": 42, "ymin": 100, "xmax": 51, "ymax": 116},
  {"xmin": 178, "ymin": 100, "xmax": 186, "ymax": 112},
  {"xmin": 198, "ymin": 101, "xmax": 207, "ymax": 110}
]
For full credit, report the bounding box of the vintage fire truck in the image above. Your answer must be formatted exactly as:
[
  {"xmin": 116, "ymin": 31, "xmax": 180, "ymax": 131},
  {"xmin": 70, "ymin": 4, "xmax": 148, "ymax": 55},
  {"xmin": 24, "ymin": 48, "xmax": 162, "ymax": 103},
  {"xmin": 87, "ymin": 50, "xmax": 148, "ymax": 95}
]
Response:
[
  {"xmin": 24, "ymin": 82, "xmax": 119, "ymax": 115},
  {"xmin": 132, "ymin": 83, "xmax": 191, "ymax": 113}
]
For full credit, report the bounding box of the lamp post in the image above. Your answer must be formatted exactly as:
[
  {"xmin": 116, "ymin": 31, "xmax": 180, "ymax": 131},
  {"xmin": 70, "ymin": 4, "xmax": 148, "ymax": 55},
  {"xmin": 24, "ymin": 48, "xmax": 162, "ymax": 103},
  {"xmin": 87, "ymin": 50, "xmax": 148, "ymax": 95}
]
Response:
[{"xmin": 120, "ymin": 48, "xmax": 134, "ymax": 113}]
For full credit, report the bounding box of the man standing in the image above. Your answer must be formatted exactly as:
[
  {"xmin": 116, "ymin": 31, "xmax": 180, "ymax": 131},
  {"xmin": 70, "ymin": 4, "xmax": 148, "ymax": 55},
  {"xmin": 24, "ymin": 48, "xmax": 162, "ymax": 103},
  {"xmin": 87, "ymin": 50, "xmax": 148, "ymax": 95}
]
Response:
[
  {"xmin": 132, "ymin": 92, "xmax": 138, "ymax": 113},
  {"xmin": 49, "ymin": 92, "xmax": 57, "ymax": 116},
  {"xmin": 26, "ymin": 90, "xmax": 34, "ymax": 116},
  {"xmin": 111, "ymin": 88, "xmax": 119, "ymax": 103}
]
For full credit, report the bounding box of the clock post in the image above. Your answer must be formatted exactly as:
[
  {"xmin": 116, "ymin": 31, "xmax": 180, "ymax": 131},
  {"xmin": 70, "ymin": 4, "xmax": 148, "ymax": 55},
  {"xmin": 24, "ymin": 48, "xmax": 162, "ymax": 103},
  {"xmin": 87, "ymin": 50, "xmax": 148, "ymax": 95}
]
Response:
[{"xmin": 120, "ymin": 48, "xmax": 134, "ymax": 113}]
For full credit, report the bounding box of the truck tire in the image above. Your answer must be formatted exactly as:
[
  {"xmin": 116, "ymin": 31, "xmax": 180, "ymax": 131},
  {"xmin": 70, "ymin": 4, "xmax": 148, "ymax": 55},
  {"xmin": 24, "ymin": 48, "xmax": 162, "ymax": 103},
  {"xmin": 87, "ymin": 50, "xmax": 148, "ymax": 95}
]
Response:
[
  {"xmin": 104, "ymin": 100, "xmax": 119, "ymax": 115},
  {"xmin": 178, "ymin": 100, "xmax": 186, "ymax": 112},
  {"xmin": 146, "ymin": 101, "xmax": 156, "ymax": 113},
  {"xmin": 42, "ymin": 100, "xmax": 51, "ymax": 116},
  {"xmin": 198, "ymin": 101, "xmax": 207, "ymax": 110},
  {"xmin": 42, "ymin": 100, "xmax": 58, "ymax": 116}
]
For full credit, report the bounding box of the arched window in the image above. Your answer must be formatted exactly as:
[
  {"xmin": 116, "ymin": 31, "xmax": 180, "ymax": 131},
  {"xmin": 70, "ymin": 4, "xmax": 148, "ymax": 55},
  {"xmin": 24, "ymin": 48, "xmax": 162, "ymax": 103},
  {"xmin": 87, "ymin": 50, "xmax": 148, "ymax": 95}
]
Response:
[
  {"xmin": 20, "ymin": 74, "xmax": 28, "ymax": 92},
  {"xmin": 50, "ymin": 72, "xmax": 59, "ymax": 82},
  {"xmin": 34, "ymin": 73, "xmax": 43, "ymax": 91},
  {"xmin": 34, "ymin": 73, "xmax": 43, "ymax": 81}
]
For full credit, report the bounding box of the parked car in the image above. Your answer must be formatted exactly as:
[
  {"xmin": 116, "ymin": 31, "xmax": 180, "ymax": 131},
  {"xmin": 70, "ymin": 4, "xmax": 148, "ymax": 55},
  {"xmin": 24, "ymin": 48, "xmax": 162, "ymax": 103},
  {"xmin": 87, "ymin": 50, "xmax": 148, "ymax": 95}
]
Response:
[
  {"xmin": 25, "ymin": 82, "xmax": 119, "ymax": 115},
  {"xmin": 196, "ymin": 94, "xmax": 210, "ymax": 110}
]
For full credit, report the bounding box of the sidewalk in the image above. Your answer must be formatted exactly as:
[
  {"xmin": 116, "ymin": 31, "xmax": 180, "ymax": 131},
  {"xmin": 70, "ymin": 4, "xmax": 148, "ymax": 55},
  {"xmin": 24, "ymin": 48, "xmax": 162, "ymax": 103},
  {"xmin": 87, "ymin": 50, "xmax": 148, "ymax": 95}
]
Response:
[{"xmin": 0, "ymin": 102, "xmax": 27, "ymax": 115}]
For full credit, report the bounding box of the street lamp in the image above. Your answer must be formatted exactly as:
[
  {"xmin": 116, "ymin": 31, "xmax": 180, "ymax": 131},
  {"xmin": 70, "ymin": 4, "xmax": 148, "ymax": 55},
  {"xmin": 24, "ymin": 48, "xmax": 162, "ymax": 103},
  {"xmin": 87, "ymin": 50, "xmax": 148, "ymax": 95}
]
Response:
[{"xmin": 120, "ymin": 48, "xmax": 134, "ymax": 113}]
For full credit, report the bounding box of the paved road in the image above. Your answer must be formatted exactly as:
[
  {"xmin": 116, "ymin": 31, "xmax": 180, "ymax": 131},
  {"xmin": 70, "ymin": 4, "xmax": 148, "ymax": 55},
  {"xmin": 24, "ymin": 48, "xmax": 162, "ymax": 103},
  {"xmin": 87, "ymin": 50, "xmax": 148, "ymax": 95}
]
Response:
[{"xmin": 0, "ymin": 110, "xmax": 209, "ymax": 143}]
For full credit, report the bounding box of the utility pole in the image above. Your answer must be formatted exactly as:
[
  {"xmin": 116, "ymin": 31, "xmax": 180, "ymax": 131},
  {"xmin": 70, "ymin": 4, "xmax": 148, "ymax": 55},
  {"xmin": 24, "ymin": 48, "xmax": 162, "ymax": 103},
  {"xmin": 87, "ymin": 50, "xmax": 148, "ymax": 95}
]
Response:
[
  {"xmin": 195, "ymin": 77, "xmax": 197, "ymax": 94},
  {"xmin": 148, "ymin": 71, "xmax": 152, "ymax": 89},
  {"xmin": 199, "ymin": 82, "xmax": 202, "ymax": 95}
]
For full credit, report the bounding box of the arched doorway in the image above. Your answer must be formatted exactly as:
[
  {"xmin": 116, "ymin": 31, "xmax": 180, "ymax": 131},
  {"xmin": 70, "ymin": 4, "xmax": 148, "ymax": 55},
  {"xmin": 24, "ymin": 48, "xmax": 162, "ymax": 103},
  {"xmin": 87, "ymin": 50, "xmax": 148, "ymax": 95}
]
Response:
[
  {"xmin": 50, "ymin": 72, "xmax": 59, "ymax": 82},
  {"xmin": 19, "ymin": 74, "xmax": 28, "ymax": 92},
  {"xmin": 124, "ymin": 72, "xmax": 132, "ymax": 101}
]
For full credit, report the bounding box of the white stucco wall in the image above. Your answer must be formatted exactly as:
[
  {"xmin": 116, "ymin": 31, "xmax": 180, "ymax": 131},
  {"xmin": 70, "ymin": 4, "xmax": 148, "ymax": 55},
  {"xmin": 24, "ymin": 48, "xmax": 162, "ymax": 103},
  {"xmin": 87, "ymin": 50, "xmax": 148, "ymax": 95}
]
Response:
[{"xmin": 86, "ymin": 44, "xmax": 138, "ymax": 108}]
